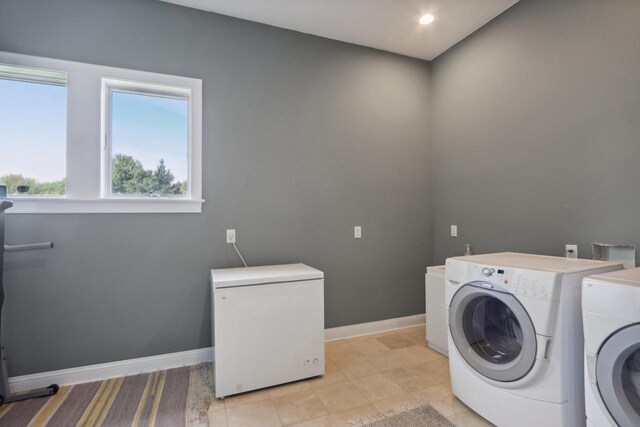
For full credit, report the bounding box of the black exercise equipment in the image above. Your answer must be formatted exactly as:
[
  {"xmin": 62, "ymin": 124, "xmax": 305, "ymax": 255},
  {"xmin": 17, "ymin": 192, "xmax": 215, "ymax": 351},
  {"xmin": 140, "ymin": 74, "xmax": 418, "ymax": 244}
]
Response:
[{"xmin": 0, "ymin": 185, "xmax": 58, "ymax": 404}]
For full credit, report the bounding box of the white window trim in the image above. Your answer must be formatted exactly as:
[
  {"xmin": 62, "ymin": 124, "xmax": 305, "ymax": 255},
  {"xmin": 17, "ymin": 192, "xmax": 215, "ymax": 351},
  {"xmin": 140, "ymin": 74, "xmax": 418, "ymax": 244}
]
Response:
[
  {"xmin": 0, "ymin": 51, "xmax": 203, "ymax": 214},
  {"xmin": 101, "ymin": 79, "xmax": 194, "ymax": 200}
]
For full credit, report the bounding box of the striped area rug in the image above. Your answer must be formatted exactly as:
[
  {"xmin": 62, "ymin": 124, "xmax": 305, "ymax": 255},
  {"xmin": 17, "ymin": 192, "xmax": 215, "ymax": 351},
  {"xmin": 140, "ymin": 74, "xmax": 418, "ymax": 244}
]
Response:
[{"xmin": 0, "ymin": 363, "xmax": 215, "ymax": 427}]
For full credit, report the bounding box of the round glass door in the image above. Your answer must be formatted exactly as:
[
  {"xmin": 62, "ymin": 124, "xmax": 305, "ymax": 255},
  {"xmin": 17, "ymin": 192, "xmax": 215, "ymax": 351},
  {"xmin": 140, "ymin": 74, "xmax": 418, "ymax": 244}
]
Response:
[
  {"xmin": 596, "ymin": 324, "xmax": 640, "ymax": 427},
  {"xmin": 621, "ymin": 349, "xmax": 640, "ymax": 414},
  {"xmin": 464, "ymin": 296, "xmax": 524, "ymax": 364},
  {"xmin": 449, "ymin": 282, "xmax": 537, "ymax": 382}
]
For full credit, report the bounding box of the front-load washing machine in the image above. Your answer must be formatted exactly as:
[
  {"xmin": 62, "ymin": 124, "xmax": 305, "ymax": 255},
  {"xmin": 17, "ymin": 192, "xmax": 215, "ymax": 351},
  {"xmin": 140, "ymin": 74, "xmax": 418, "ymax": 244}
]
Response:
[
  {"xmin": 445, "ymin": 252, "xmax": 622, "ymax": 427},
  {"xmin": 583, "ymin": 268, "xmax": 640, "ymax": 427}
]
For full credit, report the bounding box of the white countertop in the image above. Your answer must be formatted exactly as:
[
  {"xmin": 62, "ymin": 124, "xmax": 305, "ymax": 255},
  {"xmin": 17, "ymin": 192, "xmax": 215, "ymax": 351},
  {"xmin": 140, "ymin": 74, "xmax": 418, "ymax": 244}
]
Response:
[{"xmin": 448, "ymin": 252, "xmax": 622, "ymax": 273}]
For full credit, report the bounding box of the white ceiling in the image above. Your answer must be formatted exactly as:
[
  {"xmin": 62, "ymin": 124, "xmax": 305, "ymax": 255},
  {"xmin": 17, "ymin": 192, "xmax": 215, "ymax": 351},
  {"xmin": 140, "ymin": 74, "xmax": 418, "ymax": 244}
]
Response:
[{"xmin": 159, "ymin": 0, "xmax": 519, "ymax": 60}]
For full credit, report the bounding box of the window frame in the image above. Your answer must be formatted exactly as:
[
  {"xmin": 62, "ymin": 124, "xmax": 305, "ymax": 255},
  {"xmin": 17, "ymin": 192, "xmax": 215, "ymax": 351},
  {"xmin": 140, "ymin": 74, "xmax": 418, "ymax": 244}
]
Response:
[
  {"xmin": 0, "ymin": 51, "xmax": 203, "ymax": 214},
  {"xmin": 0, "ymin": 64, "xmax": 68, "ymax": 198},
  {"xmin": 102, "ymin": 79, "xmax": 193, "ymax": 200}
]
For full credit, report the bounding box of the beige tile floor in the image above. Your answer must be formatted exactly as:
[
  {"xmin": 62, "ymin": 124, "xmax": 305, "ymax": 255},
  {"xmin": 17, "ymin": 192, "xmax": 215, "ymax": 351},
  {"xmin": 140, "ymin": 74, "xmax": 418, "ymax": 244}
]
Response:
[{"xmin": 209, "ymin": 325, "xmax": 493, "ymax": 427}]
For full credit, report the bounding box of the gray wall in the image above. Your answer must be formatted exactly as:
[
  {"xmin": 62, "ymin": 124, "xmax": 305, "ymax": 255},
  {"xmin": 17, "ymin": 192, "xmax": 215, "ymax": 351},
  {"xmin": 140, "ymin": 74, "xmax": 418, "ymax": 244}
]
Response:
[
  {"xmin": 431, "ymin": 0, "xmax": 640, "ymax": 263},
  {"xmin": 0, "ymin": 0, "xmax": 432, "ymax": 376}
]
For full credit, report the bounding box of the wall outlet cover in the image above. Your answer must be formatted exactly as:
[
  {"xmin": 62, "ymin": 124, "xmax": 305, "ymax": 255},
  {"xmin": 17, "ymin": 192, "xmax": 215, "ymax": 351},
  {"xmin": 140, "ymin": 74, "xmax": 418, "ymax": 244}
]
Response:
[
  {"xmin": 451, "ymin": 225, "xmax": 458, "ymax": 238},
  {"xmin": 354, "ymin": 226, "xmax": 362, "ymax": 239},
  {"xmin": 226, "ymin": 229, "xmax": 236, "ymax": 244},
  {"xmin": 565, "ymin": 244, "xmax": 578, "ymax": 259}
]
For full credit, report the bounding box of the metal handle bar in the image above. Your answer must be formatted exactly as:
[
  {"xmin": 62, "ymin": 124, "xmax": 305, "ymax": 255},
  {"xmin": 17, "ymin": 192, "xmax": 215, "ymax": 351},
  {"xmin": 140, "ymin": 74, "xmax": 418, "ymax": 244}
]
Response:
[{"xmin": 4, "ymin": 242, "xmax": 54, "ymax": 253}]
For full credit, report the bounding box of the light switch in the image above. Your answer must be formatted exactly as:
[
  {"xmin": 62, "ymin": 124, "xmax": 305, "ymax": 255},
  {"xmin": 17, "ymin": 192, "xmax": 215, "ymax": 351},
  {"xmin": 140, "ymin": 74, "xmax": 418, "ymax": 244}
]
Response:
[
  {"xmin": 354, "ymin": 226, "xmax": 362, "ymax": 239},
  {"xmin": 451, "ymin": 225, "xmax": 458, "ymax": 238}
]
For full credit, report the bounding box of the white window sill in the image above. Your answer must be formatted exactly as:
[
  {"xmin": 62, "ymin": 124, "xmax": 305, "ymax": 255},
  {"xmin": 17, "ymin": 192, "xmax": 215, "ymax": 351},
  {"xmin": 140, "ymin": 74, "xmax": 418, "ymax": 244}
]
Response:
[{"xmin": 5, "ymin": 198, "xmax": 205, "ymax": 214}]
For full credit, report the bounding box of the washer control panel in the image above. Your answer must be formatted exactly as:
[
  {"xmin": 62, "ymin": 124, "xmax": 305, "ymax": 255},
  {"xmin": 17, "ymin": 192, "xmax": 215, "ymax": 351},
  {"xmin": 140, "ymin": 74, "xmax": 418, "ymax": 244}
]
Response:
[
  {"xmin": 468, "ymin": 264, "xmax": 509, "ymax": 287},
  {"xmin": 511, "ymin": 273, "xmax": 550, "ymax": 300},
  {"xmin": 468, "ymin": 263, "xmax": 558, "ymax": 301}
]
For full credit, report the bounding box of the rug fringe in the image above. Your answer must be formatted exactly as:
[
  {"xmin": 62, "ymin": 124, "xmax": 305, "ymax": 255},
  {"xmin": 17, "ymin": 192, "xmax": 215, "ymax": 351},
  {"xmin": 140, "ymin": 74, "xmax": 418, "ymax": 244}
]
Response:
[{"xmin": 348, "ymin": 399, "xmax": 427, "ymax": 426}]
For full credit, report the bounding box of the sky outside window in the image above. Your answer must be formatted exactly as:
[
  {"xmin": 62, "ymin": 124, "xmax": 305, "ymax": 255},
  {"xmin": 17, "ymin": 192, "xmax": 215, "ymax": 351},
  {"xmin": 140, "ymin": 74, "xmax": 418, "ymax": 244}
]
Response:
[
  {"xmin": 110, "ymin": 90, "xmax": 189, "ymax": 196},
  {"xmin": 0, "ymin": 79, "xmax": 66, "ymax": 193}
]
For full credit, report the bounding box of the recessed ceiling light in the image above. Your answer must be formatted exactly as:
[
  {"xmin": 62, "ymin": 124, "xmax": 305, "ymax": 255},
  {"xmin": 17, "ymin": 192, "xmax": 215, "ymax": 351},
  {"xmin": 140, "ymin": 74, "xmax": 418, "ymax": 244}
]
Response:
[{"xmin": 419, "ymin": 14, "xmax": 435, "ymax": 25}]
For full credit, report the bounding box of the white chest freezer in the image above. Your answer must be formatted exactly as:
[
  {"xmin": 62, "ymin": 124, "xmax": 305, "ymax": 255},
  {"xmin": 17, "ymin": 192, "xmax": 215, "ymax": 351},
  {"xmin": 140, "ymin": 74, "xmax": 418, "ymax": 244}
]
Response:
[
  {"xmin": 425, "ymin": 265, "xmax": 447, "ymax": 355},
  {"xmin": 211, "ymin": 263, "xmax": 325, "ymax": 398}
]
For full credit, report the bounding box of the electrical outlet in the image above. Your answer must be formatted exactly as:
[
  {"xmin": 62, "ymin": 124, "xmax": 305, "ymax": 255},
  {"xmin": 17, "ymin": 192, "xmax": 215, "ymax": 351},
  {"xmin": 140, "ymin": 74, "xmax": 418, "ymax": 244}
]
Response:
[
  {"xmin": 226, "ymin": 229, "xmax": 236, "ymax": 244},
  {"xmin": 451, "ymin": 225, "xmax": 458, "ymax": 238},
  {"xmin": 565, "ymin": 244, "xmax": 578, "ymax": 259},
  {"xmin": 354, "ymin": 226, "xmax": 362, "ymax": 239}
]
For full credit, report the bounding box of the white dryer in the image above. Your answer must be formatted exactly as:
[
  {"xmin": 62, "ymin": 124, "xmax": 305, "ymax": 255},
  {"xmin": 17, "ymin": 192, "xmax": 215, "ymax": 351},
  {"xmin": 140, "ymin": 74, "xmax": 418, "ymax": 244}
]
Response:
[
  {"xmin": 445, "ymin": 252, "xmax": 622, "ymax": 427},
  {"xmin": 583, "ymin": 268, "xmax": 640, "ymax": 427}
]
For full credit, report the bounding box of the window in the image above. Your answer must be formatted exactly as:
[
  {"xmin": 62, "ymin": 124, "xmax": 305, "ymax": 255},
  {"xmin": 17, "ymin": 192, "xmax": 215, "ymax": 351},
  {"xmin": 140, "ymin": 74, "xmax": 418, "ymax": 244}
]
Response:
[
  {"xmin": 104, "ymin": 80, "xmax": 190, "ymax": 198},
  {"xmin": 0, "ymin": 65, "xmax": 67, "ymax": 197},
  {"xmin": 0, "ymin": 51, "xmax": 203, "ymax": 213}
]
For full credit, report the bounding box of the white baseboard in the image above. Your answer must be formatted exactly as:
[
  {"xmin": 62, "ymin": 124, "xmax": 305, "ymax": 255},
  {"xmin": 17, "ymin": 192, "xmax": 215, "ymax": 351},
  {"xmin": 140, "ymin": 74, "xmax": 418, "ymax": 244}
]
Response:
[
  {"xmin": 324, "ymin": 313, "xmax": 425, "ymax": 341},
  {"xmin": 9, "ymin": 347, "xmax": 214, "ymax": 393},
  {"xmin": 9, "ymin": 314, "xmax": 425, "ymax": 392}
]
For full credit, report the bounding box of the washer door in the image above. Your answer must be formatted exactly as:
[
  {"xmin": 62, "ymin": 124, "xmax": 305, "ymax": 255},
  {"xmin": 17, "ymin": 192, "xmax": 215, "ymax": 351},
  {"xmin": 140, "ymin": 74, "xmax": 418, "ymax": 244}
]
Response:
[
  {"xmin": 449, "ymin": 282, "xmax": 537, "ymax": 382},
  {"xmin": 596, "ymin": 324, "xmax": 640, "ymax": 427}
]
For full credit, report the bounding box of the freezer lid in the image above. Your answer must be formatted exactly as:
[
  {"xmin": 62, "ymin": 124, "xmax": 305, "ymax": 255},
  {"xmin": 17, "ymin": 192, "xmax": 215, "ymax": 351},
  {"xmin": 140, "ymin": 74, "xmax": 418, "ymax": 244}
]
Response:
[{"xmin": 211, "ymin": 263, "xmax": 324, "ymax": 288}]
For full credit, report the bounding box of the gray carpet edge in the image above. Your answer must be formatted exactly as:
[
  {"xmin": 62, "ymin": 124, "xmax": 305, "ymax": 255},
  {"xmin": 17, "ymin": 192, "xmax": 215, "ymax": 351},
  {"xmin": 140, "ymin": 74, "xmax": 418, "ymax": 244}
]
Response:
[{"xmin": 349, "ymin": 401, "xmax": 456, "ymax": 427}]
